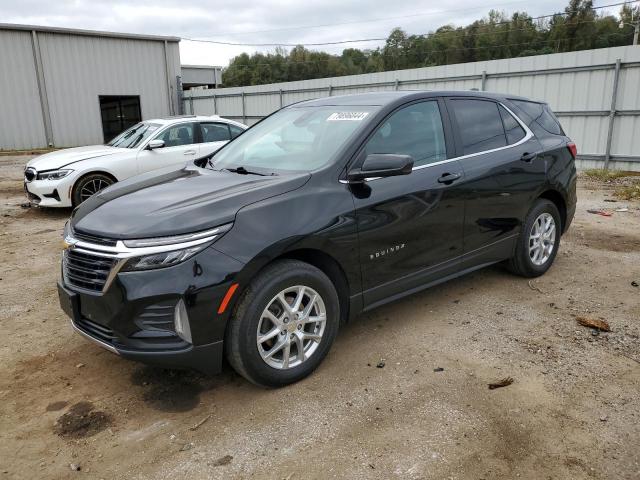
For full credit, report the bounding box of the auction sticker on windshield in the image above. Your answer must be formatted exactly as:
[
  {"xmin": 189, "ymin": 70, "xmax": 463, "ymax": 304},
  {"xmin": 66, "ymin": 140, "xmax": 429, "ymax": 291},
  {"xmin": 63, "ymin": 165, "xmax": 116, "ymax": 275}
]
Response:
[{"xmin": 327, "ymin": 112, "xmax": 369, "ymax": 121}]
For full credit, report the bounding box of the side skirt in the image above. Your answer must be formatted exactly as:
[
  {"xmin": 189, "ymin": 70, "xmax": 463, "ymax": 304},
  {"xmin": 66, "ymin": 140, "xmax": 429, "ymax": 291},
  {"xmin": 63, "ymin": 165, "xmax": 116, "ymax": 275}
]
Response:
[{"xmin": 360, "ymin": 234, "xmax": 518, "ymax": 313}]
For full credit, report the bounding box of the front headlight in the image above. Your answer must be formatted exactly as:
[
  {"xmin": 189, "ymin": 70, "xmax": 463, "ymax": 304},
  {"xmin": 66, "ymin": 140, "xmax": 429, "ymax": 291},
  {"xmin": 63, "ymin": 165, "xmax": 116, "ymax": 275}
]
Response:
[
  {"xmin": 120, "ymin": 223, "xmax": 232, "ymax": 272},
  {"xmin": 121, "ymin": 245, "xmax": 205, "ymax": 271},
  {"xmin": 37, "ymin": 169, "xmax": 73, "ymax": 180}
]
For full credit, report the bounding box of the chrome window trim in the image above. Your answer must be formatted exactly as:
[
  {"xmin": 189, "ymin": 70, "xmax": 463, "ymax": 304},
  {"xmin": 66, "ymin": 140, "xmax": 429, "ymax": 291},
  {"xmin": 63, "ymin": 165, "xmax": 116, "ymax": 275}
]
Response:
[{"xmin": 340, "ymin": 101, "xmax": 533, "ymax": 184}]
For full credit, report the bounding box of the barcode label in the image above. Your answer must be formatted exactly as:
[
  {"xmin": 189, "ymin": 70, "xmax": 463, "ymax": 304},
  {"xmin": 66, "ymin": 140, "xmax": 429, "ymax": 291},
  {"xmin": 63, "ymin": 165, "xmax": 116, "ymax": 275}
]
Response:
[{"xmin": 327, "ymin": 112, "xmax": 369, "ymax": 121}]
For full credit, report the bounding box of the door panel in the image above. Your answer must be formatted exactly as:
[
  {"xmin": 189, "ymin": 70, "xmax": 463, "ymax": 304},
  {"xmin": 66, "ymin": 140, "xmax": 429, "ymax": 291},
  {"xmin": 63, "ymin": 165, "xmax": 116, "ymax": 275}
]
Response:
[
  {"xmin": 350, "ymin": 99, "xmax": 465, "ymax": 307},
  {"xmin": 136, "ymin": 123, "xmax": 200, "ymax": 174},
  {"xmin": 354, "ymin": 162, "xmax": 466, "ymax": 306},
  {"xmin": 446, "ymin": 98, "xmax": 545, "ymax": 264}
]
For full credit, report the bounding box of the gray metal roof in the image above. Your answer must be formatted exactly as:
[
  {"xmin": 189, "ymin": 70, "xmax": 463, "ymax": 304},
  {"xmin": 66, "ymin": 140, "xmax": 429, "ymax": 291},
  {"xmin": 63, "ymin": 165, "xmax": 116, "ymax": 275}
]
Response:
[{"xmin": 0, "ymin": 23, "xmax": 180, "ymax": 42}]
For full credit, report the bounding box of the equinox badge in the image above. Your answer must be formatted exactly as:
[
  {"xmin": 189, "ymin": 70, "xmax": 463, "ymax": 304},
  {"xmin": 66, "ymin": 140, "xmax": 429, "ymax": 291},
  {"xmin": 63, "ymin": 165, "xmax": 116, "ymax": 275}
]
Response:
[{"xmin": 370, "ymin": 243, "xmax": 405, "ymax": 260}]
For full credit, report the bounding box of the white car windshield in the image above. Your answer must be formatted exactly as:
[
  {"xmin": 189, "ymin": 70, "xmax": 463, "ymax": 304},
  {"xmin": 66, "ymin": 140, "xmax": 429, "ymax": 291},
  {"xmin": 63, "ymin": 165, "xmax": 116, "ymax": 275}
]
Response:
[
  {"xmin": 210, "ymin": 106, "xmax": 378, "ymax": 174},
  {"xmin": 107, "ymin": 122, "xmax": 161, "ymax": 148}
]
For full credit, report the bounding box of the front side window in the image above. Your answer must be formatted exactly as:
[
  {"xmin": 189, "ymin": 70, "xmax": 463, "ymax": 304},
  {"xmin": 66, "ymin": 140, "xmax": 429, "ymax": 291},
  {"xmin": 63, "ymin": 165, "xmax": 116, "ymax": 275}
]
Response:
[
  {"xmin": 200, "ymin": 123, "xmax": 230, "ymax": 143},
  {"xmin": 499, "ymin": 105, "xmax": 526, "ymax": 145},
  {"xmin": 106, "ymin": 122, "xmax": 161, "ymax": 149},
  {"xmin": 211, "ymin": 106, "xmax": 378, "ymax": 174},
  {"xmin": 450, "ymin": 99, "xmax": 506, "ymax": 155},
  {"xmin": 155, "ymin": 123, "xmax": 195, "ymax": 147},
  {"xmin": 365, "ymin": 101, "xmax": 447, "ymax": 167}
]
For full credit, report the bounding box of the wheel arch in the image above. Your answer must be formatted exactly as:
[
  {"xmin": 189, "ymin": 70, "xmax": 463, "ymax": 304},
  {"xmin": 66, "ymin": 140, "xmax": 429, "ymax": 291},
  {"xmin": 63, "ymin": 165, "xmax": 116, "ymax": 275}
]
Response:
[
  {"xmin": 71, "ymin": 170, "xmax": 118, "ymax": 206},
  {"xmin": 538, "ymin": 189, "xmax": 567, "ymax": 233},
  {"xmin": 232, "ymin": 247, "xmax": 352, "ymax": 326}
]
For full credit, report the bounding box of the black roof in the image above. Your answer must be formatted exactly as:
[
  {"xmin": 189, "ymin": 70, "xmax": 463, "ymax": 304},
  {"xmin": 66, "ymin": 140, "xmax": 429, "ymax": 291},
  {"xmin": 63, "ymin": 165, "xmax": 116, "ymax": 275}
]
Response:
[{"xmin": 294, "ymin": 90, "xmax": 532, "ymax": 108}]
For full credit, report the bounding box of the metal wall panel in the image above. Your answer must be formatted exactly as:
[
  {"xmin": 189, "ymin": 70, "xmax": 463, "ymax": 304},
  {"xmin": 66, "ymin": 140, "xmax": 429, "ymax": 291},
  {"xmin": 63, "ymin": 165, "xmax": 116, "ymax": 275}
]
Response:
[
  {"xmin": 0, "ymin": 26, "xmax": 181, "ymax": 149},
  {"xmin": 0, "ymin": 30, "xmax": 47, "ymax": 150},
  {"xmin": 38, "ymin": 33, "xmax": 176, "ymax": 146},
  {"xmin": 185, "ymin": 46, "xmax": 640, "ymax": 170}
]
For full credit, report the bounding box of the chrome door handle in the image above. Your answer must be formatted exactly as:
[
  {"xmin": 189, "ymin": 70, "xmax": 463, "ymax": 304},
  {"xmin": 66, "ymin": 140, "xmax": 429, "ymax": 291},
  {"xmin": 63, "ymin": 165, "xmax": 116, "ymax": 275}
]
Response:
[{"xmin": 183, "ymin": 150, "xmax": 196, "ymax": 155}]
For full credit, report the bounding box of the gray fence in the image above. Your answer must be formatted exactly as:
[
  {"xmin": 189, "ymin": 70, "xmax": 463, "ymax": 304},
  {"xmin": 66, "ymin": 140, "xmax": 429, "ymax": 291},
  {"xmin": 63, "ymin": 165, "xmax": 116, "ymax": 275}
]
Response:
[{"xmin": 184, "ymin": 45, "xmax": 640, "ymax": 171}]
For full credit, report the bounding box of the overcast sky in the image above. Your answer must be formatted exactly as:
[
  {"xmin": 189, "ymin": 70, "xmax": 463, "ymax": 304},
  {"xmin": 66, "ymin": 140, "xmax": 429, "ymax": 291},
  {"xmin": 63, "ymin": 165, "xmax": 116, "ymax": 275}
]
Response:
[{"xmin": 0, "ymin": 0, "xmax": 624, "ymax": 66}]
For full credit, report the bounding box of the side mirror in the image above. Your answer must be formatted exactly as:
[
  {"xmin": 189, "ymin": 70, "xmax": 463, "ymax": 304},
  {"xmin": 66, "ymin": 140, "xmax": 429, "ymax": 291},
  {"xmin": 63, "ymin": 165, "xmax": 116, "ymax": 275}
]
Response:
[
  {"xmin": 347, "ymin": 154, "xmax": 414, "ymax": 182},
  {"xmin": 146, "ymin": 139, "xmax": 165, "ymax": 150}
]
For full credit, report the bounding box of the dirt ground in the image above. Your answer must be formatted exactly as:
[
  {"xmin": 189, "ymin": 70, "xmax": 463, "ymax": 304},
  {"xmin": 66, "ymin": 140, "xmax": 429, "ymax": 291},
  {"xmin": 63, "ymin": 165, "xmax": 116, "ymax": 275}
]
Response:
[{"xmin": 1, "ymin": 155, "xmax": 639, "ymax": 480}]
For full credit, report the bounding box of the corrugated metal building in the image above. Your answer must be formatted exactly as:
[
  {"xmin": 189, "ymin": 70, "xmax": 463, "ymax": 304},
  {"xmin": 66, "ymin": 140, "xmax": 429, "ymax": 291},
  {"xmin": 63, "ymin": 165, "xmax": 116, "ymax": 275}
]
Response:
[
  {"xmin": 0, "ymin": 24, "xmax": 182, "ymax": 150},
  {"xmin": 181, "ymin": 65, "xmax": 222, "ymax": 90}
]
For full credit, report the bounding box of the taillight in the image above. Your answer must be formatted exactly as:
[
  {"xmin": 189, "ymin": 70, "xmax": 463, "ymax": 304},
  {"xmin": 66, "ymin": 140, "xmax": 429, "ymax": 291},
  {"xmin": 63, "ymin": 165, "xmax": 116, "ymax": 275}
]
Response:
[{"xmin": 567, "ymin": 142, "xmax": 577, "ymax": 159}]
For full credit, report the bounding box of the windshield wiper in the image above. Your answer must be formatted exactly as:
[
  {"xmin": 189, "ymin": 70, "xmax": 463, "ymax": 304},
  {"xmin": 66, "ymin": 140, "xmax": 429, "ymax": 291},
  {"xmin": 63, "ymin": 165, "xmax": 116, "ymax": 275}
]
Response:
[{"xmin": 223, "ymin": 166, "xmax": 276, "ymax": 176}]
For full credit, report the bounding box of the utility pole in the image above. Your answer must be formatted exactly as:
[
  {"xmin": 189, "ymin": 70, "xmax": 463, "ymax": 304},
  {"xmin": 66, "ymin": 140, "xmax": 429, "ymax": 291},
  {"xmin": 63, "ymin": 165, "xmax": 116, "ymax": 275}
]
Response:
[{"xmin": 634, "ymin": 20, "xmax": 639, "ymax": 45}]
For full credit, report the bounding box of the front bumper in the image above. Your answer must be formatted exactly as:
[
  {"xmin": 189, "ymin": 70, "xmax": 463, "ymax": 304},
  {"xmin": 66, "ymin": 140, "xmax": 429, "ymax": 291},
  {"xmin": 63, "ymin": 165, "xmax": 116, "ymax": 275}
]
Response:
[
  {"xmin": 57, "ymin": 245, "xmax": 244, "ymax": 375},
  {"xmin": 24, "ymin": 176, "xmax": 75, "ymax": 207}
]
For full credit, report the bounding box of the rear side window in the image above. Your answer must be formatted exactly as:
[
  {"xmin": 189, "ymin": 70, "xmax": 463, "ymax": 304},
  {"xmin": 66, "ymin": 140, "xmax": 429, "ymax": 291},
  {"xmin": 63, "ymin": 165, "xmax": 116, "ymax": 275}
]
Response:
[
  {"xmin": 498, "ymin": 105, "xmax": 526, "ymax": 145},
  {"xmin": 200, "ymin": 122, "xmax": 231, "ymax": 142},
  {"xmin": 229, "ymin": 124, "xmax": 244, "ymax": 139},
  {"xmin": 365, "ymin": 100, "xmax": 447, "ymax": 167},
  {"xmin": 450, "ymin": 99, "xmax": 506, "ymax": 155},
  {"xmin": 510, "ymin": 100, "xmax": 564, "ymax": 135}
]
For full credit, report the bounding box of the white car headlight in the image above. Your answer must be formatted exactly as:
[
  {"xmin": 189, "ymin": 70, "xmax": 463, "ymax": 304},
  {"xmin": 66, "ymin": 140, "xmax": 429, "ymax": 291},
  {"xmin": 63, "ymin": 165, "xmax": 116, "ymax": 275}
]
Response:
[{"xmin": 37, "ymin": 169, "xmax": 73, "ymax": 180}]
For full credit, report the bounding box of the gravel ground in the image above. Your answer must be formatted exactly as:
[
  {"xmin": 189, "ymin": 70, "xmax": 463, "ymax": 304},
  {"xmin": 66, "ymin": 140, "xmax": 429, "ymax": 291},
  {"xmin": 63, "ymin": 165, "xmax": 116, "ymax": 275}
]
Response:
[{"xmin": 1, "ymin": 155, "xmax": 639, "ymax": 479}]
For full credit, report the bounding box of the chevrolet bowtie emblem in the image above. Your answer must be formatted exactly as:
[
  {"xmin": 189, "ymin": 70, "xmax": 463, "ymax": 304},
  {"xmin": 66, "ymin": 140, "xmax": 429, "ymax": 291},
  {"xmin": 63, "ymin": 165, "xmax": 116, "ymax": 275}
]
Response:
[{"xmin": 62, "ymin": 235, "xmax": 78, "ymax": 250}]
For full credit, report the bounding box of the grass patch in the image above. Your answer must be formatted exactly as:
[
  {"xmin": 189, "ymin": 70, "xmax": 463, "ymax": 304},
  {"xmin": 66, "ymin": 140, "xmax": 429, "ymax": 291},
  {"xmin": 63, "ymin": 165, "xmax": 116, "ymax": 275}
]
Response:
[
  {"xmin": 583, "ymin": 169, "xmax": 640, "ymax": 181},
  {"xmin": 614, "ymin": 182, "xmax": 640, "ymax": 201}
]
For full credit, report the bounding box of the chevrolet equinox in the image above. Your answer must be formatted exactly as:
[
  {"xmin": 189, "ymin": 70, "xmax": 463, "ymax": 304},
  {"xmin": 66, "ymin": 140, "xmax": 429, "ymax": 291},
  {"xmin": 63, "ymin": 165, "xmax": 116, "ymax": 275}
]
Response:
[{"xmin": 58, "ymin": 91, "xmax": 577, "ymax": 387}]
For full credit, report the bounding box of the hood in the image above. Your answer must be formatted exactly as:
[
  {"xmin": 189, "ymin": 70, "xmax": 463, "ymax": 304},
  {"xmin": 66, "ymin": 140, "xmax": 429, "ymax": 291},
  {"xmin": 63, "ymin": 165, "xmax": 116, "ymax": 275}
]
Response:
[
  {"xmin": 26, "ymin": 145, "xmax": 123, "ymax": 171},
  {"xmin": 71, "ymin": 165, "xmax": 311, "ymax": 239}
]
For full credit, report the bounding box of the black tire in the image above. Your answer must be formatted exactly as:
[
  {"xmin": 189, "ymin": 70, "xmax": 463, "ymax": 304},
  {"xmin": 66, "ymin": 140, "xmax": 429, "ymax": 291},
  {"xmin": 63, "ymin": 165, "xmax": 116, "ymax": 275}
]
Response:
[
  {"xmin": 225, "ymin": 259, "xmax": 340, "ymax": 387},
  {"xmin": 507, "ymin": 199, "xmax": 561, "ymax": 278},
  {"xmin": 72, "ymin": 173, "xmax": 115, "ymax": 206}
]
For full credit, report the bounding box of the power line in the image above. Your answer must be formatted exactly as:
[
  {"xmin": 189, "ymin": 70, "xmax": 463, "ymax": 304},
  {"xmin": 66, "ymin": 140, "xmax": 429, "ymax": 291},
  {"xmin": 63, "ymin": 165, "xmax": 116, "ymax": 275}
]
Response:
[
  {"xmin": 182, "ymin": 0, "xmax": 639, "ymax": 47},
  {"xmin": 200, "ymin": 0, "xmax": 540, "ymax": 37}
]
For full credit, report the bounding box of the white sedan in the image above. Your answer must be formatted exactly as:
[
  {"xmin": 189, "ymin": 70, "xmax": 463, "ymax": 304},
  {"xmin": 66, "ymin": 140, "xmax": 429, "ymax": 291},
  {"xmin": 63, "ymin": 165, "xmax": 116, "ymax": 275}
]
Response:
[{"xmin": 23, "ymin": 115, "xmax": 247, "ymax": 207}]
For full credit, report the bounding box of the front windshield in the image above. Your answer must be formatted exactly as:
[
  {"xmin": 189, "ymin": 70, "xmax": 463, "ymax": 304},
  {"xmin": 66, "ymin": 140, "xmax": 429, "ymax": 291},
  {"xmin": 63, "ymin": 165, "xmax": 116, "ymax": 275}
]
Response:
[
  {"xmin": 107, "ymin": 122, "xmax": 161, "ymax": 148},
  {"xmin": 211, "ymin": 106, "xmax": 378, "ymax": 173}
]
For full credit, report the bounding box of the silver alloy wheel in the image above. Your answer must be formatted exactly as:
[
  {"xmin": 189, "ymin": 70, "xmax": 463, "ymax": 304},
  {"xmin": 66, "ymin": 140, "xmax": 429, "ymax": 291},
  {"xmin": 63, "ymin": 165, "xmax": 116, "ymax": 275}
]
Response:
[
  {"xmin": 256, "ymin": 285, "xmax": 326, "ymax": 370},
  {"xmin": 80, "ymin": 178, "xmax": 112, "ymax": 202},
  {"xmin": 529, "ymin": 212, "xmax": 556, "ymax": 266}
]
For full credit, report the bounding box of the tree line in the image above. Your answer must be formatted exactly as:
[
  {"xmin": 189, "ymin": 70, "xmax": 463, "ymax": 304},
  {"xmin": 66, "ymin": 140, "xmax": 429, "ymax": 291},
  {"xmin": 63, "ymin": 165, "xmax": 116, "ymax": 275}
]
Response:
[{"xmin": 221, "ymin": 0, "xmax": 639, "ymax": 87}]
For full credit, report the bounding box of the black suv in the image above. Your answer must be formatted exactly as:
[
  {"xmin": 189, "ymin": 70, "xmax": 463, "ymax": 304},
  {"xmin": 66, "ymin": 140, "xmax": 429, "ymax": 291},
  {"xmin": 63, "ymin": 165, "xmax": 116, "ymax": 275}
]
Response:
[{"xmin": 58, "ymin": 91, "xmax": 577, "ymax": 387}]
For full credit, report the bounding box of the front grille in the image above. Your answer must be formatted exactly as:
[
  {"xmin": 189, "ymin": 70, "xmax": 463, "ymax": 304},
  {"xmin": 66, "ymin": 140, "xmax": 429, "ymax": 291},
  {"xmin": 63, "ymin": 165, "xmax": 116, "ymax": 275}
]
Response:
[
  {"xmin": 72, "ymin": 230, "xmax": 118, "ymax": 247},
  {"xmin": 24, "ymin": 167, "xmax": 36, "ymax": 182},
  {"xmin": 63, "ymin": 249, "xmax": 117, "ymax": 292},
  {"xmin": 75, "ymin": 317, "xmax": 117, "ymax": 344}
]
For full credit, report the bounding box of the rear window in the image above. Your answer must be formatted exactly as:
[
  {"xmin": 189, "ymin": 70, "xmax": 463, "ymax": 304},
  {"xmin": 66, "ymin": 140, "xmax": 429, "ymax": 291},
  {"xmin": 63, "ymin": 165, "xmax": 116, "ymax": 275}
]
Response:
[
  {"xmin": 450, "ymin": 99, "xmax": 506, "ymax": 155},
  {"xmin": 510, "ymin": 100, "xmax": 564, "ymax": 135}
]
